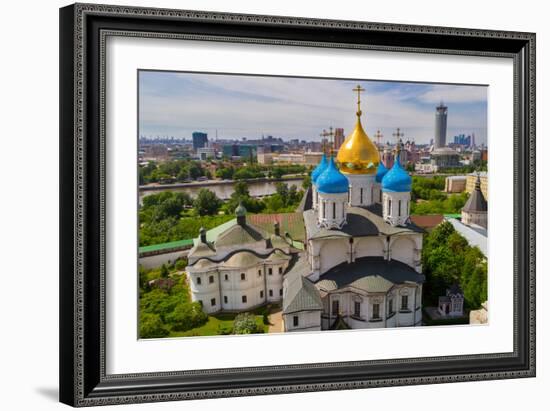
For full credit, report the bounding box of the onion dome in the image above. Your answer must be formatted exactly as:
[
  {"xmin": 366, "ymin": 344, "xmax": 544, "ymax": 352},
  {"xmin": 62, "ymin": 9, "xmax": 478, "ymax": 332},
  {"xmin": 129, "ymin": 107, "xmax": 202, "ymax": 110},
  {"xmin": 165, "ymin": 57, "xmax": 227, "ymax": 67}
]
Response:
[
  {"xmin": 316, "ymin": 156, "xmax": 349, "ymax": 194},
  {"xmin": 311, "ymin": 153, "xmax": 328, "ymax": 183},
  {"xmin": 381, "ymin": 153, "xmax": 412, "ymax": 192},
  {"xmin": 336, "ymin": 86, "xmax": 379, "ymax": 175},
  {"xmin": 235, "ymin": 202, "xmax": 247, "ymax": 226},
  {"xmin": 235, "ymin": 202, "xmax": 247, "ymax": 217},
  {"xmin": 375, "ymin": 161, "xmax": 388, "ymax": 183}
]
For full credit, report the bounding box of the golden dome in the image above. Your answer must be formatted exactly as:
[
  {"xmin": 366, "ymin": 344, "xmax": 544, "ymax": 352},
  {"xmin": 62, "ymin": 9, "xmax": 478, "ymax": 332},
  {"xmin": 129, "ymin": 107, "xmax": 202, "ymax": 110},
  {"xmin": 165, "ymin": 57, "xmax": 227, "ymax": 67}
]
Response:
[{"xmin": 336, "ymin": 114, "xmax": 380, "ymax": 175}]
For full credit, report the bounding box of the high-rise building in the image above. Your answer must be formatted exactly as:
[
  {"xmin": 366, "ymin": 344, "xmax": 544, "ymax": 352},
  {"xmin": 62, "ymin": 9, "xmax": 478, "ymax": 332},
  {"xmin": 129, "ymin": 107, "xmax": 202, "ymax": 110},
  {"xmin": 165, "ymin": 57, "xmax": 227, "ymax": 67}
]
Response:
[
  {"xmin": 334, "ymin": 127, "xmax": 345, "ymax": 150},
  {"xmin": 434, "ymin": 102, "xmax": 448, "ymax": 148},
  {"xmin": 192, "ymin": 132, "xmax": 208, "ymax": 150}
]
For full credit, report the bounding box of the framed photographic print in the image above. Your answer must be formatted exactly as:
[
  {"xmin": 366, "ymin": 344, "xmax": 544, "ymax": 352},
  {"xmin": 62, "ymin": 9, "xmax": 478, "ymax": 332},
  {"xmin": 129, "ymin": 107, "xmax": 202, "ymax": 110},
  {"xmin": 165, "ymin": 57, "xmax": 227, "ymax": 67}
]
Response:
[{"xmin": 59, "ymin": 3, "xmax": 536, "ymax": 407}]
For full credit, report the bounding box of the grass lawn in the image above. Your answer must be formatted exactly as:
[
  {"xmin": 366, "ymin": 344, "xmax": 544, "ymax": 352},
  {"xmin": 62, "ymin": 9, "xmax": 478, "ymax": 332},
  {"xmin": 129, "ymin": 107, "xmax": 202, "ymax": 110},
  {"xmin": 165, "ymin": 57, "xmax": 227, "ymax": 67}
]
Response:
[{"xmin": 169, "ymin": 312, "xmax": 268, "ymax": 337}]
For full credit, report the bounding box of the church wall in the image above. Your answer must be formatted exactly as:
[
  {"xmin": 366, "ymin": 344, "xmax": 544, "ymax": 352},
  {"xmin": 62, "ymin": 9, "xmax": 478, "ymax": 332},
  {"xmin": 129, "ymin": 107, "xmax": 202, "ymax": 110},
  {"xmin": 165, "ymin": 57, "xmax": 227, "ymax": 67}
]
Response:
[
  {"xmin": 187, "ymin": 273, "xmax": 221, "ymax": 314},
  {"xmin": 265, "ymin": 262, "xmax": 285, "ymax": 302},
  {"xmin": 318, "ymin": 238, "xmax": 350, "ymax": 275},
  {"xmin": 390, "ymin": 234, "xmax": 421, "ymax": 269},
  {"xmin": 283, "ymin": 311, "xmax": 321, "ymax": 332},
  {"xmin": 219, "ymin": 264, "xmax": 266, "ymax": 311},
  {"xmin": 353, "ymin": 236, "xmax": 385, "ymax": 260}
]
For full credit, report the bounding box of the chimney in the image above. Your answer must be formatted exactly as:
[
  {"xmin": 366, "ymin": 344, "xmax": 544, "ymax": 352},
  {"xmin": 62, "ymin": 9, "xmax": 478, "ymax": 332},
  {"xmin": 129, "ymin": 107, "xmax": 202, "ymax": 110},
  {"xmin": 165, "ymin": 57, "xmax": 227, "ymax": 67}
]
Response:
[
  {"xmin": 199, "ymin": 227, "xmax": 207, "ymax": 243},
  {"xmin": 273, "ymin": 221, "xmax": 280, "ymax": 236}
]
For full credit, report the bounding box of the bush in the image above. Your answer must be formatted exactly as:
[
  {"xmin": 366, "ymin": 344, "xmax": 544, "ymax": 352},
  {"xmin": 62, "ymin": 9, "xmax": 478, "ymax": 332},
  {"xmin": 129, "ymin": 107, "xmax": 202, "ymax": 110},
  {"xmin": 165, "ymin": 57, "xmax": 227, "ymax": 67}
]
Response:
[
  {"xmin": 174, "ymin": 258, "xmax": 187, "ymax": 271},
  {"xmin": 165, "ymin": 302, "xmax": 208, "ymax": 332},
  {"xmin": 140, "ymin": 313, "xmax": 169, "ymax": 338},
  {"xmin": 233, "ymin": 313, "xmax": 258, "ymax": 334}
]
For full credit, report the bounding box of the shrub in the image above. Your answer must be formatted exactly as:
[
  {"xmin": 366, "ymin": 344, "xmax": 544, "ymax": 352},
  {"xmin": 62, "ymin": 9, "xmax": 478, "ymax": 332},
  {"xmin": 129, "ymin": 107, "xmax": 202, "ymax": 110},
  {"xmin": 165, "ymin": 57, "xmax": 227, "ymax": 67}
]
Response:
[
  {"xmin": 233, "ymin": 313, "xmax": 258, "ymax": 334},
  {"xmin": 165, "ymin": 302, "xmax": 208, "ymax": 332},
  {"xmin": 140, "ymin": 313, "xmax": 169, "ymax": 338}
]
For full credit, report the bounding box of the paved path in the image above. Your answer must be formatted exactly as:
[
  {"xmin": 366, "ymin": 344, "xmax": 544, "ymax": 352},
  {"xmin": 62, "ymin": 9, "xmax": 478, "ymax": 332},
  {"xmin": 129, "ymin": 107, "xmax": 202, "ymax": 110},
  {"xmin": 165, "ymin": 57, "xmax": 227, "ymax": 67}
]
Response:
[{"xmin": 268, "ymin": 308, "xmax": 283, "ymax": 333}]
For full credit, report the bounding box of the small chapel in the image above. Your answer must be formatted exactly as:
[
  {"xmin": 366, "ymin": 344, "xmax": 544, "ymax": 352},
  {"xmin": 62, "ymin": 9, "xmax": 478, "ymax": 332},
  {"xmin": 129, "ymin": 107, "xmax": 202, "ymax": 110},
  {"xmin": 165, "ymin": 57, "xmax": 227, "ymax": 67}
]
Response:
[{"xmin": 186, "ymin": 86, "xmax": 425, "ymax": 332}]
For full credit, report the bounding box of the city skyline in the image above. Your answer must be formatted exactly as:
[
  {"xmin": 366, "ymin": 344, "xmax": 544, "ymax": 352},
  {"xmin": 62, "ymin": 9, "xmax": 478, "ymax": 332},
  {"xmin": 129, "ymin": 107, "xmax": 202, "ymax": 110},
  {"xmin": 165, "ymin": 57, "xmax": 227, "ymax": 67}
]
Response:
[{"xmin": 139, "ymin": 71, "xmax": 488, "ymax": 145}]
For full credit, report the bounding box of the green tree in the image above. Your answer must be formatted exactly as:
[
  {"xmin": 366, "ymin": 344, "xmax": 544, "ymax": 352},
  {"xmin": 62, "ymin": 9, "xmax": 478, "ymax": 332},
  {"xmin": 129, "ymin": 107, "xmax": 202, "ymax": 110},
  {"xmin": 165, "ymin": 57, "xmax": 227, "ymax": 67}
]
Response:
[
  {"xmin": 139, "ymin": 313, "xmax": 169, "ymax": 338},
  {"xmin": 193, "ymin": 189, "xmax": 222, "ymax": 216},
  {"xmin": 165, "ymin": 302, "xmax": 208, "ymax": 332},
  {"xmin": 160, "ymin": 264, "xmax": 169, "ymax": 279}
]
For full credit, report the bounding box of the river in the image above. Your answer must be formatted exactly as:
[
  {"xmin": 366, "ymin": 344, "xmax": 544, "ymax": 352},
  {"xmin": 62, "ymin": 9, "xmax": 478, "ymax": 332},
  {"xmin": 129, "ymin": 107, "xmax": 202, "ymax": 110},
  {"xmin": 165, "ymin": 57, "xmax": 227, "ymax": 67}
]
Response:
[{"xmin": 139, "ymin": 177, "xmax": 305, "ymax": 204}]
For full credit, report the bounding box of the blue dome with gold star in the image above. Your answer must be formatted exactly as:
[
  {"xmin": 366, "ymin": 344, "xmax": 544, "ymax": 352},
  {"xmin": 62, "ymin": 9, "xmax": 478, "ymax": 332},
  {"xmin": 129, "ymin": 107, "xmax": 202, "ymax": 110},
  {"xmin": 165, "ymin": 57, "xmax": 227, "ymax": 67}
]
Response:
[
  {"xmin": 317, "ymin": 156, "xmax": 349, "ymax": 194},
  {"xmin": 312, "ymin": 153, "xmax": 328, "ymax": 183},
  {"xmin": 381, "ymin": 153, "xmax": 411, "ymax": 192}
]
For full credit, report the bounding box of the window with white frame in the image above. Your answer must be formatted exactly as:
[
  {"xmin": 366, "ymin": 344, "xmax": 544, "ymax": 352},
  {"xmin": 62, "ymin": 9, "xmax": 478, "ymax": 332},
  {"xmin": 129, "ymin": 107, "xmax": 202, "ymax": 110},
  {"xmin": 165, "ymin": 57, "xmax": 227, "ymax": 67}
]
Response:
[
  {"xmin": 401, "ymin": 295, "xmax": 409, "ymax": 311},
  {"xmin": 354, "ymin": 301, "xmax": 361, "ymax": 317},
  {"xmin": 372, "ymin": 303, "xmax": 380, "ymax": 319}
]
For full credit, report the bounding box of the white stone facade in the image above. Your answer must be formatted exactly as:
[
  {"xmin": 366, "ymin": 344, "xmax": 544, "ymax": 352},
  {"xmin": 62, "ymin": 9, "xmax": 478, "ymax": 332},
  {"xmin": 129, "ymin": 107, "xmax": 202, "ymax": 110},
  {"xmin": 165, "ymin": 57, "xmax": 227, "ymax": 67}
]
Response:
[
  {"xmin": 317, "ymin": 191, "xmax": 348, "ymax": 229},
  {"xmin": 319, "ymin": 285, "xmax": 423, "ymax": 330},
  {"xmin": 382, "ymin": 191, "xmax": 411, "ymax": 226},
  {"xmin": 187, "ymin": 251, "xmax": 290, "ymax": 314},
  {"xmin": 346, "ymin": 174, "xmax": 376, "ymax": 207},
  {"xmin": 461, "ymin": 209, "xmax": 487, "ymax": 229}
]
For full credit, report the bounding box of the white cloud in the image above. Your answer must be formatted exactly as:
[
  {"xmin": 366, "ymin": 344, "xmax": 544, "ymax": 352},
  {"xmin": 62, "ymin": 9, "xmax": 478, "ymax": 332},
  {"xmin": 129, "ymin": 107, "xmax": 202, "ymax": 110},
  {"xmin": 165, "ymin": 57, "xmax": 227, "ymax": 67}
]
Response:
[
  {"xmin": 139, "ymin": 73, "xmax": 487, "ymax": 144},
  {"xmin": 418, "ymin": 85, "xmax": 488, "ymax": 104}
]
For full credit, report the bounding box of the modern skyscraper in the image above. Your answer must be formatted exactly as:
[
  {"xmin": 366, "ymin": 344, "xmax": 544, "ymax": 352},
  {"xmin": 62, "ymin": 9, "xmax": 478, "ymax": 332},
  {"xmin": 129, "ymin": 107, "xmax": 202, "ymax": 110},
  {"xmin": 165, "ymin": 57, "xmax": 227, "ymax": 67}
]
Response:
[
  {"xmin": 334, "ymin": 127, "xmax": 345, "ymax": 150},
  {"xmin": 192, "ymin": 131, "xmax": 208, "ymax": 150},
  {"xmin": 434, "ymin": 102, "xmax": 448, "ymax": 148}
]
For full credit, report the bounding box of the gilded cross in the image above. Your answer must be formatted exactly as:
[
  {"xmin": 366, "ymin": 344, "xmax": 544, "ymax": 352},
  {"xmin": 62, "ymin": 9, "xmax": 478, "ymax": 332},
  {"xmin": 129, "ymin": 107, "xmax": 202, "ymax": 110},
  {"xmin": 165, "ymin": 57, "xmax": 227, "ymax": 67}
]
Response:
[
  {"xmin": 374, "ymin": 129, "xmax": 383, "ymax": 146},
  {"xmin": 352, "ymin": 85, "xmax": 365, "ymax": 115}
]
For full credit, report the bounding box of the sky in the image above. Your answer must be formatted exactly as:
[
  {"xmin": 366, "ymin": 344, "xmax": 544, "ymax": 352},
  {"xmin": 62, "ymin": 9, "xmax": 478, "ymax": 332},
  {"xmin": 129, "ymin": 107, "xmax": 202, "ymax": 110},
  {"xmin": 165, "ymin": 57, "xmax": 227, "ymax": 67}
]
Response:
[{"xmin": 138, "ymin": 70, "xmax": 488, "ymax": 145}]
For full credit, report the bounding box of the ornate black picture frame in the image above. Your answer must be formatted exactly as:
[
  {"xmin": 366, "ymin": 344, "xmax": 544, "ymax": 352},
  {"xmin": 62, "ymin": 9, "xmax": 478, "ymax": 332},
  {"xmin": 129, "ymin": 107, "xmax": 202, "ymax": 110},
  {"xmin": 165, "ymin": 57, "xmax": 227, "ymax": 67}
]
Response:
[{"xmin": 59, "ymin": 3, "xmax": 535, "ymax": 407}]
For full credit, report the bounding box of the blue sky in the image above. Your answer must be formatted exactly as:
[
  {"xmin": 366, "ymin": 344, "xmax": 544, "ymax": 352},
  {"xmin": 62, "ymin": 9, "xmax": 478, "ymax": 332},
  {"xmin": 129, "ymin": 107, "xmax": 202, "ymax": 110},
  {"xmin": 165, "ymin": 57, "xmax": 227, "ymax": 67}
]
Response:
[{"xmin": 139, "ymin": 71, "xmax": 487, "ymax": 145}]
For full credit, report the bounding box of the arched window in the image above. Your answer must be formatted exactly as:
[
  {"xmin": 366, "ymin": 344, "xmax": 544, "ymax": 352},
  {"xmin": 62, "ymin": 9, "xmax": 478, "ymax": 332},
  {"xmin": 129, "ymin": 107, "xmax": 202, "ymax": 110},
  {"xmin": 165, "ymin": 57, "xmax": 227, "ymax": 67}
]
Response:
[
  {"xmin": 388, "ymin": 199, "xmax": 392, "ymax": 216},
  {"xmin": 332, "ymin": 202, "xmax": 336, "ymax": 219},
  {"xmin": 360, "ymin": 188, "xmax": 363, "ymax": 203},
  {"xmin": 398, "ymin": 200, "xmax": 402, "ymax": 217}
]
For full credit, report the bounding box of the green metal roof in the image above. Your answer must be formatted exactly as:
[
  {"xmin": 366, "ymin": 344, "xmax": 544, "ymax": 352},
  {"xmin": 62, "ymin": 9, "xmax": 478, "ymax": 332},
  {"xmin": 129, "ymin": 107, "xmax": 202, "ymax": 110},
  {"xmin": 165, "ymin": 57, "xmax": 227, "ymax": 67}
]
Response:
[
  {"xmin": 139, "ymin": 238, "xmax": 194, "ymax": 254},
  {"xmin": 443, "ymin": 213, "xmax": 462, "ymax": 219},
  {"xmin": 192, "ymin": 218, "xmax": 237, "ymax": 246}
]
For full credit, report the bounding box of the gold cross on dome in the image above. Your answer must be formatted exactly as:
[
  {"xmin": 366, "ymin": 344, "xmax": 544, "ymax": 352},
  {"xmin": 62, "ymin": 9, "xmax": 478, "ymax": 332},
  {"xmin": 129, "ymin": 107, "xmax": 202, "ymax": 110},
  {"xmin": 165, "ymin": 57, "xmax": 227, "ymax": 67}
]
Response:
[
  {"xmin": 327, "ymin": 126, "xmax": 335, "ymax": 154},
  {"xmin": 392, "ymin": 128, "xmax": 404, "ymax": 141},
  {"xmin": 374, "ymin": 129, "xmax": 383, "ymax": 146},
  {"xmin": 352, "ymin": 85, "xmax": 365, "ymax": 115}
]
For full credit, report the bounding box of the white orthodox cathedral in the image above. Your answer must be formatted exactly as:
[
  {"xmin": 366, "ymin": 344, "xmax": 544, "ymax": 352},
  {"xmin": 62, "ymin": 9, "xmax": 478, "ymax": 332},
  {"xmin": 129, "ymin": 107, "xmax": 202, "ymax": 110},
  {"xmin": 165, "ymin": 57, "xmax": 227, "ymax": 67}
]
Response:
[{"xmin": 186, "ymin": 87, "xmax": 424, "ymax": 332}]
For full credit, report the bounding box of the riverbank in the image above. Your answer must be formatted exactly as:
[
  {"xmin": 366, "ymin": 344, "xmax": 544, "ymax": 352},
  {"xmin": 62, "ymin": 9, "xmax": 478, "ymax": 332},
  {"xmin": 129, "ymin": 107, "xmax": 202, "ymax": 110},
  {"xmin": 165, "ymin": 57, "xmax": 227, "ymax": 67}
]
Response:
[{"xmin": 139, "ymin": 175, "xmax": 306, "ymax": 192}]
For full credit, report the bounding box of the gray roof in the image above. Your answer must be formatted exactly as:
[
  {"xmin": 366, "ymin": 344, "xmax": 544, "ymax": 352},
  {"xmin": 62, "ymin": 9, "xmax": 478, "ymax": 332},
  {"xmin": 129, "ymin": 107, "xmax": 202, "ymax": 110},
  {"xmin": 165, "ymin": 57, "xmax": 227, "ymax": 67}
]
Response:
[
  {"xmin": 462, "ymin": 186, "xmax": 487, "ymax": 213},
  {"xmin": 303, "ymin": 204, "xmax": 423, "ymax": 241},
  {"xmin": 296, "ymin": 186, "xmax": 313, "ymax": 212},
  {"xmin": 283, "ymin": 254, "xmax": 321, "ymax": 314},
  {"xmin": 315, "ymin": 257, "xmax": 424, "ymax": 293},
  {"xmin": 215, "ymin": 223, "xmax": 268, "ymax": 248}
]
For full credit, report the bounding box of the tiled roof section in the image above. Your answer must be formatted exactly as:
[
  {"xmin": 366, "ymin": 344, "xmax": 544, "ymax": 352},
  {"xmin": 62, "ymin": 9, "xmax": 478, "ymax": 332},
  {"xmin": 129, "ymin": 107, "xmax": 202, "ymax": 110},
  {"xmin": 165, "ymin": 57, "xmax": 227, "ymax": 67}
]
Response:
[
  {"xmin": 462, "ymin": 187, "xmax": 488, "ymax": 212},
  {"xmin": 303, "ymin": 205, "xmax": 423, "ymax": 241},
  {"xmin": 410, "ymin": 214, "xmax": 444, "ymax": 230},
  {"xmin": 318, "ymin": 275, "xmax": 394, "ymax": 293},
  {"xmin": 214, "ymin": 223, "xmax": 268, "ymax": 248},
  {"xmin": 223, "ymin": 251, "xmax": 263, "ymax": 268},
  {"xmin": 316, "ymin": 256, "xmax": 424, "ymax": 292},
  {"xmin": 248, "ymin": 212, "xmax": 306, "ymax": 242},
  {"xmin": 187, "ymin": 241, "xmax": 216, "ymax": 259},
  {"xmin": 282, "ymin": 254, "xmax": 321, "ymax": 314},
  {"xmin": 192, "ymin": 218, "xmax": 237, "ymax": 246}
]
